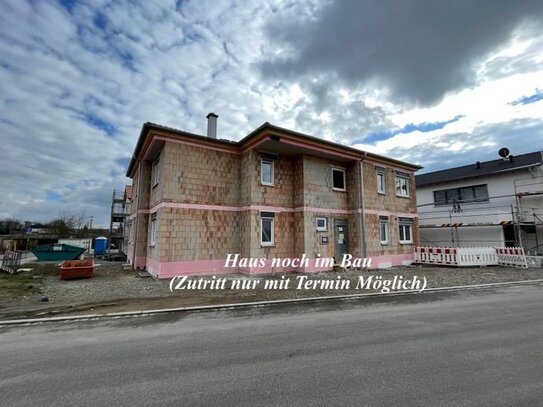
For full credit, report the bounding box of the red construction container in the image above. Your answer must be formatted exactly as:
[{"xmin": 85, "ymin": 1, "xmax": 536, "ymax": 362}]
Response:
[{"xmin": 60, "ymin": 259, "xmax": 95, "ymax": 280}]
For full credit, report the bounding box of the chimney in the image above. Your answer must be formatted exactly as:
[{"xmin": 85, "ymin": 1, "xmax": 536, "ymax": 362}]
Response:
[
  {"xmin": 476, "ymin": 161, "xmax": 481, "ymax": 169},
  {"xmin": 206, "ymin": 112, "xmax": 218, "ymax": 139}
]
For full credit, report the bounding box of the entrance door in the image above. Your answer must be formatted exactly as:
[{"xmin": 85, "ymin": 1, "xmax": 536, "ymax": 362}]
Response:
[{"xmin": 334, "ymin": 220, "xmax": 348, "ymax": 263}]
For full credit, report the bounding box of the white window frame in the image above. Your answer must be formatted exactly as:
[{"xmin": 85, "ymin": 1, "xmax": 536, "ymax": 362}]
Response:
[
  {"xmin": 398, "ymin": 218, "xmax": 413, "ymax": 244},
  {"xmin": 379, "ymin": 216, "xmax": 389, "ymax": 245},
  {"xmin": 261, "ymin": 216, "xmax": 275, "ymax": 246},
  {"xmin": 149, "ymin": 213, "xmax": 157, "ymax": 247},
  {"xmin": 331, "ymin": 167, "xmax": 346, "ymax": 191},
  {"xmin": 316, "ymin": 217, "xmax": 327, "ymax": 232},
  {"xmin": 261, "ymin": 158, "xmax": 274, "ymax": 186},
  {"xmin": 152, "ymin": 155, "xmax": 160, "ymax": 187},
  {"xmin": 376, "ymin": 167, "xmax": 386, "ymax": 194},
  {"xmin": 395, "ymin": 172, "xmax": 409, "ymax": 197}
]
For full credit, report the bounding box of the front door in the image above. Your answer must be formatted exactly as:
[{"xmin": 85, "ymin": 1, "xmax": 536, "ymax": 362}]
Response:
[{"xmin": 334, "ymin": 220, "xmax": 348, "ymax": 263}]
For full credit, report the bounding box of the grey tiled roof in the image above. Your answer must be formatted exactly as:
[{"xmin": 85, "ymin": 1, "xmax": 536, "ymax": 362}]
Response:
[{"xmin": 416, "ymin": 151, "xmax": 543, "ymax": 187}]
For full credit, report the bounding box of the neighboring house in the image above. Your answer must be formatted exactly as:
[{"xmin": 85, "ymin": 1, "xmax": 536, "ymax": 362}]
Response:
[
  {"xmin": 416, "ymin": 150, "xmax": 543, "ymax": 254},
  {"xmin": 126, "ymin": 115, "xmax": 421, "ymax": 278}
]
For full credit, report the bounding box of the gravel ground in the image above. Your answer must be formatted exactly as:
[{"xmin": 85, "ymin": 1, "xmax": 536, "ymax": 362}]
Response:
[{"xmin": 0, "ymin": 261, "xmax": 541, "ymax": 319}]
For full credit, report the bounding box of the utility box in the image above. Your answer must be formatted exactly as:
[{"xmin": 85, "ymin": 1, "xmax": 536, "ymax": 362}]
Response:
[{"xmin": 60, "ymin": 259, "xmax": 95, "ymax": 280}]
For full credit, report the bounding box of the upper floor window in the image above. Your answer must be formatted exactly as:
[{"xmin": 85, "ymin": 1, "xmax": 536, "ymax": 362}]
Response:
[
  {"xmin": 376, "ymin": 167, "xmax": 386, "ymax": 194},
  {"xmin": 395, "ymin": 172, "xmax": 409, "ymax": 197},
  {"xmin": 261, "ymin": 157, "xmax": 274, "ymax": 186},
  {"xmin": 332, "ymin": 167, "xmax": 346, "ymax": 191},
  {"xmin": 152, "ymin": 155, "xmax": 160, "ymax": 187},
  {"xmin": 433, "ymin": 184, "xmax": 489, "ymax": 206}
]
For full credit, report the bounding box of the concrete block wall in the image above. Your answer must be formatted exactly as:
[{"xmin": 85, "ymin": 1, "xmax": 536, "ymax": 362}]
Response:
[
  {"xmin": 302, "ymin": 156, "xmax": 349, "ymax": 209},
  {"xmin": 157, "ymin": 207, "xmax": 241, "ymax": 262},
  {"xmin": 249, "ymin": 153, "xmax": 295, "ymax": 207},
  {"xmin": 162, "ymin": 142, "xmax": 241, "ymax": 206},
  {"xmin": 362, "ymin": 161, "xmax": 417, "ymax": 214}
]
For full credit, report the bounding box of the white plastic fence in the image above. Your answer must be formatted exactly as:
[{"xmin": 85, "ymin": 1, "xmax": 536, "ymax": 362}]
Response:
[{"xmin": 414, "ymin": 246, "xmax": 528, "ymax": 268}]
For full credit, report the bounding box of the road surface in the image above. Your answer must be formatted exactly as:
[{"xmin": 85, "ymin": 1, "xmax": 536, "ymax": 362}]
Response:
[{"xmin": 1, "ymin": 283, "xmax": 543, "ymax": 406}]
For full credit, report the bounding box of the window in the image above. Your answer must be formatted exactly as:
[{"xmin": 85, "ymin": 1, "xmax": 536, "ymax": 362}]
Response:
[
  {"xmin": 395, "ymin": 172, "xmax": 409, "ymax": 197},
  {"xmin": 316, "ymin": 217, "xmax": 327, "ymax": 231},
  {"xmin": 379, "ymin": 216, "xmax": 389, "ymax": 245},
  {"xmin": 260, "ymin": 212, "xmax": 275, "ymax": 246},
  {"xmin": 376, "ymin": 167, "xmax": 386, "ymax": 194},
  {"xmin": 332, "ymin": 167, "xmax": 346, "ymax": 191},
  {"xmin": 152, "ymin": 155, "xmax": 160, "ymax": 187},
  {"xmin": 261, "ymin": 157, "xmax": 274, "ymax": 186},
  {"xmin": 433, "ymin": 184, "xmax": 489, "ymax": 206},
  {"xmin": 398, "ymin": 217, "xmax": 413, "ymax": 244},
  {"xmin": 149, "ymin": 213, "xmax": 157, "ymax": 246}
]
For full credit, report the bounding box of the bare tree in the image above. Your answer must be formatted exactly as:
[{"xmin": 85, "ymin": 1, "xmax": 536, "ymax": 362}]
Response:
[
  {"xmin": 48, "ymin": 211, "xmax": 76, "ymax": 238},
  {"xmin": 74, "ymin": 209, "xmax": 89, "ymax": 237},
  {"xmin": 0, "ymin": 218, "xmax": 24, "ymax": 235}
]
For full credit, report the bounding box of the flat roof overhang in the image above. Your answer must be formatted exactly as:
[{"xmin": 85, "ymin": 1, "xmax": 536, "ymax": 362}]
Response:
[{"xmin": 252, "ymin": 133, "xmax": 361, "ymax": 163}]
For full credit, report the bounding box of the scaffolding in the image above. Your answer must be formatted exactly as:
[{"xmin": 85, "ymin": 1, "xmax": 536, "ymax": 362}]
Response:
[
  {"xmin": 107, "ymin": 189, "xmax": 130, "ymax": 259},
  {"xmin": 514, "ymin": 175, "xmax": 543, "ymax": 255}
]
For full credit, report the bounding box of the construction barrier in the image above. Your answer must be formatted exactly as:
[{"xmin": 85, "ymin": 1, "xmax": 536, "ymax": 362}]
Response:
[
  {"xmin": 0, "ymin": 250, "xmax": 22, "ymax": 274},
  {"xmin": 495, "ymin": 247, "xmax": 528, "ymax": 269},
  {"xmin": 414, "ymin": 246, "xmax": 526, "ymax": 268},
  {"xmin": 457, "ymin": 247, "xmax": 498, "ymax": 267},
  {"xmin": 414, "ymin": 247, "xmax": 459, "ymax": 266}
]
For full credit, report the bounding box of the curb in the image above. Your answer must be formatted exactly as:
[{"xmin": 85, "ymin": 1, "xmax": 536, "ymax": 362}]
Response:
[{"xmin": 1, "ymin": 279, "xmax": 543, "ymax": 326}]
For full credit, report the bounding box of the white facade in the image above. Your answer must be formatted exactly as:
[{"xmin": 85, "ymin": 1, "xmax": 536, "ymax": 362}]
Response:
[{"xmin": 417, "ymin": 164, "xmax": 543, "ymax": 254}]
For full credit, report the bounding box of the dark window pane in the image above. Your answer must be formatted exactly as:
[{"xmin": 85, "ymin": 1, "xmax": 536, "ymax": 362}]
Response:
[
  {"xmin": 333, "ymin": 169, "xmax": 345, "ymax": 189},
  {"xmin": 474, "ymin": 185, "xmax": 489, "ymax": 201},
  {"xmin": 262, "ymin": 219, "xmax": 272, "ymax": 242}
]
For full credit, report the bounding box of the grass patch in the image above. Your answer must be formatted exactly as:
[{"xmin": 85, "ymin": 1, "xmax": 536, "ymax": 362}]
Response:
[{"xmin": 0, "ymin": 263, "xmax": 60, "ymax": 302}]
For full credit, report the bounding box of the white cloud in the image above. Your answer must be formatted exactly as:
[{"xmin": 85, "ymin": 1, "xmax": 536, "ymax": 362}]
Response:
[{"xmin": 1, "ymin": 0, "xmax": 542, "ymax": 227}]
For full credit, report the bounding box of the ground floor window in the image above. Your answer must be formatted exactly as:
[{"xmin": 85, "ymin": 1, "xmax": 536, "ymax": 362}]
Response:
[
  {"xmin": 316, "ymin": 217, "xmax": 327, "ymax": 231},
  {"xmin": 398, "ymin": 217, "xmax": 413, "ymax": 244},
  {"xmin": 379, "ymin": 216, "xmax": 389, "ymax": 245},
  {"xmin": 261, "ymin": 212, "xmax": 275, "ymax": 246},
  {"xmin": 149, "ymin": 213, "xmax": 157, "ymax": 246}
]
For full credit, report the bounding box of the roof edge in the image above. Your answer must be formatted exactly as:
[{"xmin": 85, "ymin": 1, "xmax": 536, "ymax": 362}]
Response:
[{"xmin": 126, "ymin": 121, "xmax": 423, "ymax": 177}]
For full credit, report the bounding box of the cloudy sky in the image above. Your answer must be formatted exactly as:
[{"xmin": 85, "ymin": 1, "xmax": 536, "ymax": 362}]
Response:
[{"xmin": 1, "ymin": 0, "xmax": 543, "ymax": 226}]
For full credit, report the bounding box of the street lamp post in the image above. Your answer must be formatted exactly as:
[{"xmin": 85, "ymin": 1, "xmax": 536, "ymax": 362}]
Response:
[{"xmin": 89, "ymin": 215, "xmax": 94, "ymax": 255}]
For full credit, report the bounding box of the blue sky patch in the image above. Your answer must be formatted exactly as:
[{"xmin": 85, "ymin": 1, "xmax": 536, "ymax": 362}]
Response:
[
  {"xmin": 361, "ymin": 115, "xmax": 464, "ymax": 144},
  {"xmin": 58, "ymin": 0, "xmax": 76, "ymax": 13},
  {"xmin": 510, "ymin": 89, "xmax": 543, "ymax": 106},
  {"xmin": 93, "ymin": 12, "xmax": 108, "ymax": 30},
  {"xmin": 116, "ymin": 157, "xmax": 131, "ymax": 168},
  {"xmin": 46, "ymin": 191, "xmax": 63, "ymax": 201},
  {"xmin": 84, "ymin": 113, "xmax": 117, "ymax": 136}
]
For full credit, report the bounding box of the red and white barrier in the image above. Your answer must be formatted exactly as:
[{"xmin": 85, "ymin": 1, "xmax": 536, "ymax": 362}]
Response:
[
  {"xmin": 495, "ymin": 247, "xmax": 528, "ymax": 269},
  {"xmin": 414, "ymin": 247, "xmax": 459, "ymax": 266}
]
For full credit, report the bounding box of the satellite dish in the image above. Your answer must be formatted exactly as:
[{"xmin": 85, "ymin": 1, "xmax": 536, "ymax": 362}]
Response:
[{"xmin": 498, "ymin": 147, "xmax": 510, "ymax": 158}]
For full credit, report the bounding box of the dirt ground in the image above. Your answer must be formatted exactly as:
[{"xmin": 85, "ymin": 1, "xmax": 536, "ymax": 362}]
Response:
[{"xmin": 0, "ymin": 261, "xmax": 541, "ymax": 320}]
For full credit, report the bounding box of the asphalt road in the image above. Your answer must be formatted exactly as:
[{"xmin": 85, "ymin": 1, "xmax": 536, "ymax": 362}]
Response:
[{"xmin": 1, "ymin": 284, "xmax": 543, "ymax": 406}]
